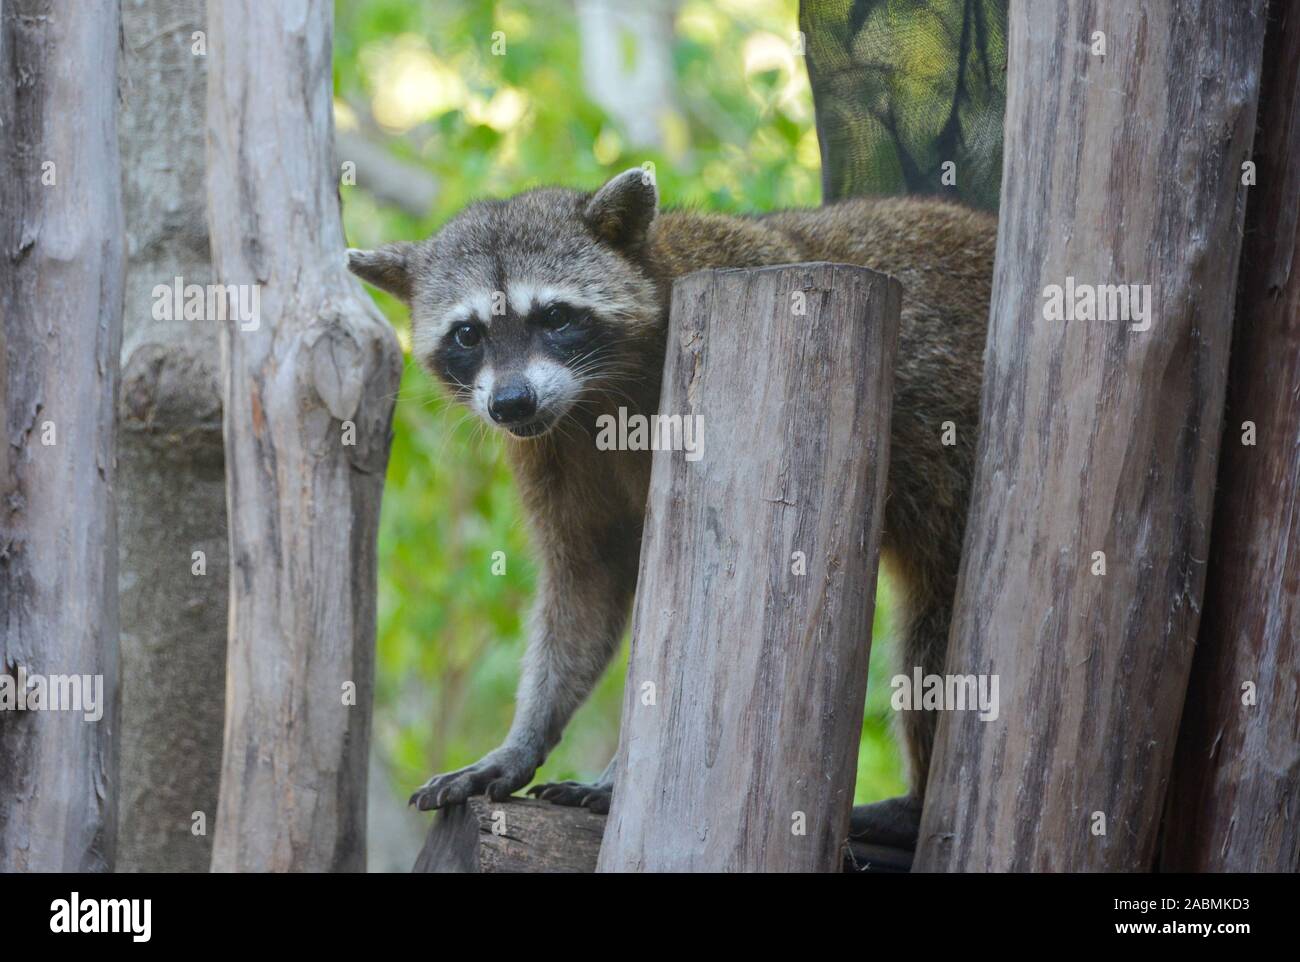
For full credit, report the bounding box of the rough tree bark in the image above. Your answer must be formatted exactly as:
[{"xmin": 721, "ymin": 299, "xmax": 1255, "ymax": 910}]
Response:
[
  {"xmin": 1160, "ymin": 0, "xmax": 1300, "ymax": 873},
  {"xmin": 0, "ymin": 0, "xmax": 125, "ymax": 871},
  {"xmin": 115, "ymin": 0, "xmax": 228, "ymax": 874},
  {"xmin": 206, "ymin": 0, "xmax": 402, "ymax": 872},
  {"xmin": 914, "ymin": 0, "xmax": 1268, "ymax": 872},
  {"xmin": 597, "ymin": 263, "xmax": 901, "ymax": 872}
]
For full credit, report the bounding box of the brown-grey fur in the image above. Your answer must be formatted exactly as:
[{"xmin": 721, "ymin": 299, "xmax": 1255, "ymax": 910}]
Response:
[{"xmin": 348, "ymin": 169, "xmax": 994, "ymax": 847}]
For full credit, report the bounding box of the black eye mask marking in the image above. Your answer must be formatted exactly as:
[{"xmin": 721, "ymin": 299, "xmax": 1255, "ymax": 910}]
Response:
[
  {"xmin": 532, "ymin": 302, "xmax": 601, "ymax": 358},
  {"xmin": 424, "ymin": 301, "xmax": 620, "ymax": 400},
  {"xmin": 432, "ymin": 321, "xmax": 484, "ymax": 394}
]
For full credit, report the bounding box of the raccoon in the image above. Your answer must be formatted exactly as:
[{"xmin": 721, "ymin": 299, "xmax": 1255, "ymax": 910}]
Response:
[{"xmin": 348, "ymin": 168, "xmax": 995, "ymax": 848}]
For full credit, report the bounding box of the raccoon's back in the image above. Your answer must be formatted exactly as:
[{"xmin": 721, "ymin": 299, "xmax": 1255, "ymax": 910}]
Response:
[
  {"xmin": 757, "ymin": 196, "xmax": 996, "ymax": 328},
  {"xmin": 653, "ymin": 197, "xmax": 994, "ymax": 312},
  {"xmin": 649, "ymin": 195, "xmax": 996, "ymax": 379}
]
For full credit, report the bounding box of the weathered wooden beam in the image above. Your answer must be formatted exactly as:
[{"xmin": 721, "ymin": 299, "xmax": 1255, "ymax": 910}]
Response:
[
  {"xmin": 0, "ymin": 0, "xmax": 125, "ymax": 872},
  {"xmin": 412, "ymin": 796, "xmax": 914, "ymax": 873},
  {"xmin": 597, "ymin": 263, "xmax": 901, "ymax": 873},
  {"xmin": 914, "ymin": 0, "xmax": 1268, "ymax": 872},
  {"xmin": 205, "ymin": 0, "xmax": 402, "ymax": 871},
  {"xmin": 1160, "ymin": 0, "xmax": 1300, "ymax": 873},
  {"xmin": 414, "ymin": 797, "xmax": 605, "ymax": 873}
]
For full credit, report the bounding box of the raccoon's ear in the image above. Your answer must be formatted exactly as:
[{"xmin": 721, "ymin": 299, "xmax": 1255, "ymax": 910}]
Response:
[
  {"xmin": 347, "ymin": 242, "xmax": 415, "ymax": 303},
  {"xmin": 584, "ymin": 167, "xmax": 658, "ymax": 251}
]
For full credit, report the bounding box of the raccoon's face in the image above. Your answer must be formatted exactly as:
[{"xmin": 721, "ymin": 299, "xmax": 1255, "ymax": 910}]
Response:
[{"xmin": 348, "ymin": 168, "xmax": 660, "ymax": 439}]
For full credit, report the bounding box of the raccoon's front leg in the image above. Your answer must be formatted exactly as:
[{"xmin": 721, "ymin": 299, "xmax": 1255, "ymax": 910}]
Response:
[{"xmin": 410, "ymin": 528, "xmax": 637, "ymax": 812}]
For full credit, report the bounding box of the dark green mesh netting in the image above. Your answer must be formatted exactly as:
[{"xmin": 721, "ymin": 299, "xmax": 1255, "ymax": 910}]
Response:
[{"xmin": 800, "ymin": 0, "xmax": 1008, "ymax": 211}]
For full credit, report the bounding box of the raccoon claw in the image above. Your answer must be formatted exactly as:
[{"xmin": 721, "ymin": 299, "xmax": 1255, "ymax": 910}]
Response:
[
  {"xmin": 527, "ymin": 779, "xmax": 614, "ymax": 815},
  {"xmin": 409, "ymin": 749, "xmax": 538, "ymax": 812}
]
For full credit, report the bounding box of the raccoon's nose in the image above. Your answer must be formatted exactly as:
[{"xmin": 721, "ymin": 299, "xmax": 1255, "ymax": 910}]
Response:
[{"xmin": 488, "ymin": 381, "xmax": 538, "ymax": 424}]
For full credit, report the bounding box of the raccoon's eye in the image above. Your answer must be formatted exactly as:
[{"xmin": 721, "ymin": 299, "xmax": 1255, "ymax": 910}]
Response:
[
  {"xmin": 452, "ymin": 323, "xmax": 482, "ymax": 349},
  {"xmin": 538, "ymin": 304, "xmax": 572, "ymax": 333}
]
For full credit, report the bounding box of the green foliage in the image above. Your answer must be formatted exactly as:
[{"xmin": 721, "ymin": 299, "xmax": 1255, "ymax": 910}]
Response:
[
  {"xmin": 800, "ymin": 0, "xmax": 1006, "ymax": 210},
  {"xmin": 335, "ymin": 0, "xmax": 906, "ymax": 821}
]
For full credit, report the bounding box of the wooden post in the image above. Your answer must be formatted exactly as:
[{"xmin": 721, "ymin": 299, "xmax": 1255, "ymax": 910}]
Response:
[
  {"xmin": 1160, "ymin": 2, "xmax": 1300, "ymax": 873},
  {"xmin": 0, "ymin": 0, "xmax": 125, "ymax": 871},
  {"xmin": 414, "ymin": 798, "xmax": 605, "ymax": 873},
  {"xmin": 411, "ymin": 796, "xmax": 914, "ymax": 873},
  {"xmin": 116, "ymin": 0, "xmax": 228, "ymax": 874},
  {"xmin": 597, "ymin": 263, "xmax": 901, "ymax": 873},
  {"xmin": 914, "ymin": 0, "xmax": 1268, "ymax": 872},
  {"xmin": 206, "ymin": 0, "xmax": 402, "ymax": 871}
]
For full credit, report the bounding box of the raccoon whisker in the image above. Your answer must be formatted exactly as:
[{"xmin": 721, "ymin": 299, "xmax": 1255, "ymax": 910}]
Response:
[
  {"xmin": 401, "ymin": 389, "xmax": 454, "ymax": 406},
  {"xmin": 571, "ymin": 365, "xmax": 643, "ymax": 384},
  {"xmin": 431, "ymin": 409, "xmax": 474, "ymax": 464},
  {"xmin": 574, "ymin": 380, "xmax": 641, "ymax": 403},
  {"xmin": 582, "ymin": 370, "xmax": 647, "ymax": 390},
  {"xmin": 576, "ymin": 379, "xmax": 643, "ymax": 412},
  {"xmin": 570, "ymin": 347, "xmax": 635, "ymax": 368},
  {"xmin": 382, "ymin": 356, "xmax": 443, "ymax": 403},
  {"xmin": 451, "ymin": 408, "xmax": 479, "ymax": 433},
  {"xmin": 421, "ymin": 400, "xmax": 452, "ymax": 427},
  {"xmin": 424, "ymin": 396, "xmax": 469, "ymax": 431},
  {"xmin": 560, "ymin": 421, "xmax": 598, "ymax": 447},
  {"xmin": 569, "ymin": 354, "xmax": 643, "ymax": 377},
  {"xmin": 428, "ymin": 393, "xmax": 471, "ymax": 419},
  {"xmin": 390, "ymin": 379, "xmax": 453, "ymax": 403},
  {"xmin": 443, "ymin": 372, "xmax": 473, "ymax": 393},
  {"xmin": 566, "ymin": 360, "xmax": 615, "ymax": 382},
  {"xmin": 573, "ymin": 390, "xmax": 640, "ymax": 416},
  {"xmin": 566, "ymin": 344, "xmax": 631, "ymax": 375},
  {"xmin": 454, "ymin": 408, "xmax": 484, "ymax": 438},
  {"xmin": 550, "ymin": 418, "xmax": 582, "ymax": 447},
  {"xmin": 457, "ymin": 411, "xmax": 495, "ymax": 455},
  {"xmin": 567, "ymin": 356, "xmax": 642, "ymax": 383}
]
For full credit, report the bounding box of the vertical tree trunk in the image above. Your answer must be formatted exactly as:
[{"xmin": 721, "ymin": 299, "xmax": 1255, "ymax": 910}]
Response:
[
  {"xmin": 1160, "ymin": 0, "xmax": 1300, "ymax": 873},
  {"xmin": 597, "ymin": 264, "xmax": 900, "ymax": 872},
  {"xmin": 0, "ymin": 0, "xmax": 125, "ymax": 871},
  {"xmin": 206, "ymin": 0, "xmax": 402, "ymax": 872},
  {"xmin": 914, "ymin": 0, "xmax": 1267, "ymax": 872},
  {"xmin": 116, "ymin": 0, "xmax": 228, "ymax": 873}
]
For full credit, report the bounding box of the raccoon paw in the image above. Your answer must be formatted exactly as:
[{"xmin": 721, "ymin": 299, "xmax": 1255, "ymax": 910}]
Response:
[
  {"xmin": 526, "ymin": 779, "xmax": 614, "ymax": 815},
  {"xmin": 408, "ymin": 747, "xmax": 538, "ymax": 811},
  {"xmin": 848, "ymin": 795, "xmax": 923, "ymax": 851}
]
